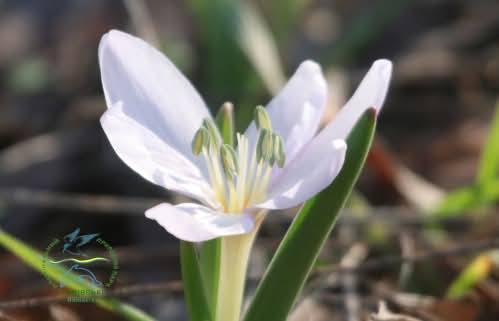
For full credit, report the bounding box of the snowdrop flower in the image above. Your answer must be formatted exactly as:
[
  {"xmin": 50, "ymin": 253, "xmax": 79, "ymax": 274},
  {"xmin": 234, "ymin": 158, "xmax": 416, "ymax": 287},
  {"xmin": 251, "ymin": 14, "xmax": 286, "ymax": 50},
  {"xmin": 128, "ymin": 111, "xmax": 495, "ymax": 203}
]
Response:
[{"xmin": 99, "ymin": 30, "xmax": 392, "ymax": 243}]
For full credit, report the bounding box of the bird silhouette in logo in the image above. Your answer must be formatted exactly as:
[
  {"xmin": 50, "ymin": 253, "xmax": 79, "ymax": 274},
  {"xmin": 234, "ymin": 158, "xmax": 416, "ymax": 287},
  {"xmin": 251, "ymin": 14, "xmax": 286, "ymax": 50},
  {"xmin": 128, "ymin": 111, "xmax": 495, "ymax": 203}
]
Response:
[{"xmin": 62, "ymin": 228, "xmax": 99, "ymax": 257}]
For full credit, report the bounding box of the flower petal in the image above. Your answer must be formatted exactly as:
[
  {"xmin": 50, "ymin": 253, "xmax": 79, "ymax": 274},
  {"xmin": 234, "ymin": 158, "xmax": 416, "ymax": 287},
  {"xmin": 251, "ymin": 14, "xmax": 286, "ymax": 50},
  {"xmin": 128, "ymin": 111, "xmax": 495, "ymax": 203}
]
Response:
[
  {"xmin": 145, "ymin": 203, "xmax": 255, "ymax": 242},
  {"xmin": 257, "ymin": 139, "xmax": 346, "ymax": 209},
  {"xmin": 99, "ymin": 30, "xmax": 211, "ymax": 162},
  {"xmin": 101, "ymin": 103, "xmax": 218, "ymax": 208},
  {"xmin": 316, "ymin": 59, "xmax": 392, "ymax": 142},
  {"xmin": 244, "ymin": 60, "xmax": 327, "ymax": 163}
]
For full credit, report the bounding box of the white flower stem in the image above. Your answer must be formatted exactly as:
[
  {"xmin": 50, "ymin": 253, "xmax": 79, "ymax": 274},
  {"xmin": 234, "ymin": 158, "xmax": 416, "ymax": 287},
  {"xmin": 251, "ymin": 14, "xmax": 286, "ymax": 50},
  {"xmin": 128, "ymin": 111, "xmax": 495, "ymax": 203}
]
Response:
[{"xmin": 215, "ymin": 214, "xmax": 263, "ymax": 321}]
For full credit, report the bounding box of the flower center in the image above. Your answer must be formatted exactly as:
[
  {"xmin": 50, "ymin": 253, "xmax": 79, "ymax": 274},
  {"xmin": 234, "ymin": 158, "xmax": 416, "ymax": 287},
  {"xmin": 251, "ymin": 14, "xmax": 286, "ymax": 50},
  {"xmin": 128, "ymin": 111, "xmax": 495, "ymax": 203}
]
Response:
[{"xmin": 192, "ymin": 106, "xmax": 285, "ymax": 213}]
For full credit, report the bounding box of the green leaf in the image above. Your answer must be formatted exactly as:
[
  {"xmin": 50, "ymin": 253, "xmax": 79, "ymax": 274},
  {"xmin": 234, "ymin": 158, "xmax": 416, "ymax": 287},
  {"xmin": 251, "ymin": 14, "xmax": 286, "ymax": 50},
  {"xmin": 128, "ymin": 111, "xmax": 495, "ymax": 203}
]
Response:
[
  {"xmin": 432, "ymin": 181, "xmax": 499, "ymax": 217},
  {"xmin": 243, "ymin": 108, "xmax": 377, "ymax": 321},
  {"xmin": 325, "ymin": 0, "xmax": 408, "ymax": 66},
  {"xmin": 180, "ymin": 241, "xmax": 212, "ymax": 321},
  {"xmin": 261, "ymin": 0, "xmax": 311, "ymax": 46},
  {"xmin": 0, "ymin": 228, "xmax": 155, "ymax": 321},
  {"xmin": 186, "ymin": 0, "xmax": 254, "ymax": 103},
  {"xmin": 432, "ymin": 186, "xmax": 483, "ymax": 217},
  {"xmin": 199, "ymin": 239, "xmax": 221, "ymax": 319},
  {"xmin": 238, "ymin": 1, "xmax": 286, "ymax": 94},
  {"xmin": 446, "ymin": 253, "xmax": 494, "ymax": 299},
  {"xmin": 477, "ymin": 101, "xmax": 499, "ymax": 185}
]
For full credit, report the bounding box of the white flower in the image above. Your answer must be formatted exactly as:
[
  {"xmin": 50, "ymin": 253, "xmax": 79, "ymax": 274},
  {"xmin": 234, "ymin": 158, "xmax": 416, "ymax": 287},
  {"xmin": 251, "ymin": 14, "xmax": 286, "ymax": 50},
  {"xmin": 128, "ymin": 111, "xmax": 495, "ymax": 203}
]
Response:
[{"xmin": 99, "ymin": 30, "xmax": 392, "ymax": 242}]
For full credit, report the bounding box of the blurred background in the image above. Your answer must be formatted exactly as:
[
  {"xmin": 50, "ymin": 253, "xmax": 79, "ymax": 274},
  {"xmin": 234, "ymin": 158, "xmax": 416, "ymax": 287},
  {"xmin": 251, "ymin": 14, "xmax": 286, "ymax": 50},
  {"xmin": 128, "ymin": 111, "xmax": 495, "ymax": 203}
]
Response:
[{"xmin": 0, "ymin": 0, "xmax": 499, "ymax": 320}]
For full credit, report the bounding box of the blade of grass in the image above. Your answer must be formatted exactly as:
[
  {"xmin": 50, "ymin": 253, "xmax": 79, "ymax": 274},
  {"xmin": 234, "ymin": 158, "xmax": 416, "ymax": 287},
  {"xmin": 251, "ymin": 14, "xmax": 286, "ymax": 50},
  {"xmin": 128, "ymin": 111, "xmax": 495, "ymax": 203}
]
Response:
[
  {"xmin": 243, "ymin": 108, "xmax": 377, "ymax": 321},
  {"xmin": 238, "ymin": 1, "xmax": 286, "ymax": 94},
  {"xmin": 446, "ymin": 252, "xmax": 495, "ymax": 299},
  {"xmin": 432, "ymin": 181, "xmax": 499, "ymax": 217},
  {"xmin": 325, "ymin": 0, "xmax": 409, "ymax": 66},
  {"xmin": 0, "ymin": 228, "xmax": 155, "ymax": 321},
  {"xmin": 262, "ymin": 0, "xmax": 311, "ymax": 45},
  {"xmin": 187, "ymin": 0, "xmax": 254, "ymax": 104}
]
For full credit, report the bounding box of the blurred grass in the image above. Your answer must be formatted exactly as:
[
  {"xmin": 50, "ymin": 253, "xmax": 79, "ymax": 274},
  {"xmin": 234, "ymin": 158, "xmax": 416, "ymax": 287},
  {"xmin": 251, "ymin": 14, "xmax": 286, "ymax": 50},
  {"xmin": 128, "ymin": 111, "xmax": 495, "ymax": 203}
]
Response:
[
  {"xmin": 433, "ymin": 101, "xmax": 499, "ymax": 217},
  {"xmin": 446, "ymin": 251, "xmax": 498, "ymax": 299},
  {"xmin": 0, "ymin": 228, "xmax": 156, "ymax": 321},
  {"xmin": 325, "ymin": 0, "xmax": 409, "ymax": 66}
]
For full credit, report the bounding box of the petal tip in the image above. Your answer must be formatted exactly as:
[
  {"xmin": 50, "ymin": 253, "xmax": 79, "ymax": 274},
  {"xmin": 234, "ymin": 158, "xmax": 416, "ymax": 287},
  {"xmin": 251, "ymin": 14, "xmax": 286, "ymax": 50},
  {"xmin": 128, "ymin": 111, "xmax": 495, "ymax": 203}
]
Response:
[
  {"xmin": 373, "ymin": 59, "xmax": 393, "ymax": 80},
  {"xmin": 299, "ymin": 60, "xmax": 322, "ymax": 73},
  {"xmin": 296, "ymin": 59, "xmax": 326, "ymax": 90}
]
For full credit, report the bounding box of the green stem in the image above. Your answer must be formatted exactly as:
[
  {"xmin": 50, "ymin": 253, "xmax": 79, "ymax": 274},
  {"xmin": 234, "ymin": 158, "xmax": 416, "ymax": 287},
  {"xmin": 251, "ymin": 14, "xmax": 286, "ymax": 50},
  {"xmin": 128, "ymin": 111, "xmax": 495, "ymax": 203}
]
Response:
[{"xmin": 215, "ymin": 228, "xmax": 258, "ymax": 321}]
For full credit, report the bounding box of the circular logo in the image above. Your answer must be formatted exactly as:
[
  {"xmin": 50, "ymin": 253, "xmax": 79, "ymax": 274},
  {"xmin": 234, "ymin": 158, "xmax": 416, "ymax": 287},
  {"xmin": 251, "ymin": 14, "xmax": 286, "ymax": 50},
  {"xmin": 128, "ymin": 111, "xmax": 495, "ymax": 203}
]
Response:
[{"xmin": 42, "ymin": 228, "xmax": 119, "ymax": 302}]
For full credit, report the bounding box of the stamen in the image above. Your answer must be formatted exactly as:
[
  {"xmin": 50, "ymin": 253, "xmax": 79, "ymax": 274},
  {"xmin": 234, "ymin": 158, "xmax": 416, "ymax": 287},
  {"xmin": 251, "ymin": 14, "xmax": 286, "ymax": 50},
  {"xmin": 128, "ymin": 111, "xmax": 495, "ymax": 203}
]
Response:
[
  {"xmin": 220, "ymin": 144, "xmax": 238, "ymax": 179},
  {"xmin": 254, "ymin": 106, "xmax": 272, "ymax": 130},
  {"xmin": 273, "ymin": 133, "xmax": 286, "ymax": 168},
  {"xmin": 202, "ymin": 118, "xmax": 222, "ymax": 150},
  {"xmin": 256, "ymin": 129, "xmax": 273, "ymax": 163},
  {"xmin": 191, "ymin": 105, "xmax": 287, "ymax": 212},
  {"xmin": 191, "ymin": 127, "xmax": 209, "ymax": 155}
]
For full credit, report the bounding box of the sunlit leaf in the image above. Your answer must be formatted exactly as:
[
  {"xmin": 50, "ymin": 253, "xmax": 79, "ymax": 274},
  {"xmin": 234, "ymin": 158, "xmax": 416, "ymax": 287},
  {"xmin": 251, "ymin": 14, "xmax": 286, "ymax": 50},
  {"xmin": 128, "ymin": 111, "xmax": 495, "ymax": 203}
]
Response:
[
  {"xmin": 432, "ymin": 181, "xmax": 499, "ymax": 217},
  {"xmin": 446, "ymin": 253, "xmax": 495, "ymax": 299},
  {"xmin": 243, "ymin": 108, "xmax": 377, "ymax": 321}
]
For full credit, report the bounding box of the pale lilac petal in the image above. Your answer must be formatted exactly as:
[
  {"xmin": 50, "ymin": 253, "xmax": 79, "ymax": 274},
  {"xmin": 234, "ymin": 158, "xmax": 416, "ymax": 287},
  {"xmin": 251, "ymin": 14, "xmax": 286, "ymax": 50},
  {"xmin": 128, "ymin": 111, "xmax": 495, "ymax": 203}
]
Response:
[
  {"xmin": 257, "ymin": 139, "xmax": 346, "ymax": 209},
  {"xmin": 258, "ymin": 60, "xmax": 391, "ymax": 209},
  {"xmin": 101, "ymin": 103, "xmax": 218, "ymax": 208},
  {"xmin": 99, "ymin": 30, "xmax": 211, "ymax": 163},
  {"xmin": 316, "ymin": 59, "xmax": 392, "ymax": 142},
  {"xmin": 244, "ymin": 60, "xmax": 327, "ymax": 164},
  {"xmin": 145, "ymin": 203, "xmax": 255, "ymax": 242}
]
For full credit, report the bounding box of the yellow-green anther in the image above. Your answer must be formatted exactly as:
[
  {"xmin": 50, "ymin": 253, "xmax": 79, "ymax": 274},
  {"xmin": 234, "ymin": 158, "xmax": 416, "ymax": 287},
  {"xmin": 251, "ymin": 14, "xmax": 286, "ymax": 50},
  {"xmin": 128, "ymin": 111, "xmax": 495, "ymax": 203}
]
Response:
[
  {"xmin": 191, "ymin": 127, "xmax": 209, "ymax": 155},
  {"xmin": 273, "ymin": 134, "xmax": 286, "ymax": 168},
  {"xmin": 220, "ymin": 144, "xmax": 238, "ymax": 178},
  {"xmin": 256, "ymin": 129, "xmax": 274, "ymax": 164},
  {"xmin": 254, "ymin": 105, "xmax": 272, "ymax": 130},
  {"xmin": 256, "ymin": 129, "xmax": 268, "ymax": 162},
  {"xmin": 202, "ymin": 118, "xmax": 221, "ymax": 149}
]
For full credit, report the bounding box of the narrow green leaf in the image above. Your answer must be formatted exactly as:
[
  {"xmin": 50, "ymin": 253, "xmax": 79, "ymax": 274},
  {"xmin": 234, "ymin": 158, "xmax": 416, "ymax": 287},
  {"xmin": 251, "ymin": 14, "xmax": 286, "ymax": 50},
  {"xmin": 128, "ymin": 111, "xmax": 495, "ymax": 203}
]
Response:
[
  {"xmin": 199, "ymin": 239, "xmax": 221, "ymax": 319},
  {"xmin": 432, "ymin": 181, "xmax": 499, "ymax": 217},
  {"xmin": 446, "ymin": 253, "xmax": 494, "ymax": 299},
  {"xmin": 477, "ymin": 101, "xmax": 499, "ymax": 185},
  {"xmin": 262, "ymin": 0, "xmax": 311, "ymax": 45},
  {"xmin": 325, "ymin": 0, "xmax": 409, "ymax": 66},
  {"xmin": 180, "ymin": 241, "xmax": 212, "ymax": 321},
  {"xmin": 0, "ymin": 228, "xmax": 155, "ymax": 321},
  {"xmin": 238, "ymin": 1, "xmax": 286, "ymax": 94},
  {"xmin": 432, "ymin": 186, "xmax": 482, "ymax": 217},
  {"xmin": 243, "ymin": 108, "xmax": 377, "ymax": 321},
  {"xmin": 186, "ymin": 0, "xmax": 253, "ymax": 102}
]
